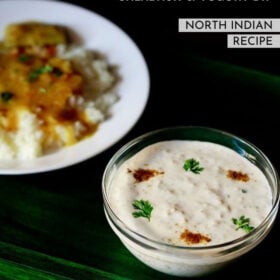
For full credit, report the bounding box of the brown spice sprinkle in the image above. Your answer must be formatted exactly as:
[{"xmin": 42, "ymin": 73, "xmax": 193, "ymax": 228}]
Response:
[
  {"xmin": 227, "ymin": 170, "xmax": 250, "ymax": 182},
  {"xmin": 180, "ymin": 229, "xmax": 211, "ymax": 245},
  {"xmin": 128, "ymin": 168, "xmax": 164, "ymax": 183}
]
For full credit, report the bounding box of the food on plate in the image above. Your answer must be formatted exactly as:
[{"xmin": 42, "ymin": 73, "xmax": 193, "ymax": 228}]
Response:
[
  {"xmin": 108, "ymin": 140, "xmax": 272, "ymax": 246},
  {"xmin": 0, "ymin": 22, "xmax": 118, "ymax": 159},
  {"xmin": 3, "ymin": 22, "xmax": 68, "ymax": 47}
]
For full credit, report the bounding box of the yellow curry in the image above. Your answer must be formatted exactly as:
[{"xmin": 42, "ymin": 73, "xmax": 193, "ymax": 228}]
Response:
[{"xmin": 0, "ymin": 22, "xmax": 97, "ymax": 150}]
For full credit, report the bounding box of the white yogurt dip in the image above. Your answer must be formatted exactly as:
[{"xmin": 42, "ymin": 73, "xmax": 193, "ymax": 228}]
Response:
[{"xmin": 108, "ymin": 140, "xmax": 272, "ymax": 247}]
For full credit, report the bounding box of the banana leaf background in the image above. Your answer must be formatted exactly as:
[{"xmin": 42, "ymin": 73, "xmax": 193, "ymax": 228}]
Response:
[{"xmin": 1, "ymin": 0, "xmax": 280, "ymax": 279}]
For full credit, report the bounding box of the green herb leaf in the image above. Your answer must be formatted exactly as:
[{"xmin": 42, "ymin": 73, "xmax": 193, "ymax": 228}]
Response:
[
  {"xmin": 18, "ymin": 54, "xmax": 33, "ymax": 63},
  {"xmin": 132, "ymin": 200, "xmax": 153, "ymax": 221},
  {"xmin": 232, "ymin": 215, "xmax": 254, "ymax": 233},
  {"xmin": 183, "ymin": 158, "xmax": 204, "ymax": 174},
  {"xmin": 1, "ymin": 91, "xmax": 14, "ymax": 102},
  {"xmin": 29, "ymin": 64, "xmax": 53, "ymax": 82}
]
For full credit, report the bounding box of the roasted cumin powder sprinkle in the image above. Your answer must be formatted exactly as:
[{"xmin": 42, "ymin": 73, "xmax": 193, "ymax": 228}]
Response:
[
  {"xmin": 128, "ymin": 168, "xmax": 164, "ymax": 183},
  {"xmin": 180, "ymin": 229, "xmax": 211, "ymax": 245},
  {"xmin": 227, "ymin": 170, "xmax": 250, "ymax": 182}
]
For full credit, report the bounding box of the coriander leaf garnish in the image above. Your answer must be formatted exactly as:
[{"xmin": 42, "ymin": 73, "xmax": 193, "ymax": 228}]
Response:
[
  {"xmin": 183, "ymin": 158, "xmax": 204, "ymax": 174},
  {"xmin": 1, "ymin": 91, "xmax": 14, "ymax": 102},
  {"xmin": 232, "ymin": 216, "xmax": 254, "ymax": 233},
  {"xmin": 132, "ymin": 200, "xmax": 153, "ymax": 221},
  {"xmin": 18, "ymin": 54, "xmax": 33, "ymax": 63},
  {"xmin": 29, "ymin": 64, "xmax": 54, "ymax": 82}
]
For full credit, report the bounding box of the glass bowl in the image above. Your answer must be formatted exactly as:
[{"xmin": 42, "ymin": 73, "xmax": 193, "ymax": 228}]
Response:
[{"xmin": 102, "ymin": 126, "xmax": 279, "ymax": 277}]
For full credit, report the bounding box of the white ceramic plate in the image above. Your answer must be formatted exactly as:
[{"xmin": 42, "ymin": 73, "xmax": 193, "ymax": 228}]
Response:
[{"xmin": 0, "ymin": 0, "xmax": 150, "ymax": 174}]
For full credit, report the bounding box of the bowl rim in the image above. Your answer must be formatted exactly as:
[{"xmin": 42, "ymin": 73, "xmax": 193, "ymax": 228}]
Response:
[{"xmin": 102, "ymin": 125, "xmax": 280, "ymax": 251}]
